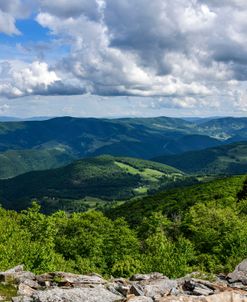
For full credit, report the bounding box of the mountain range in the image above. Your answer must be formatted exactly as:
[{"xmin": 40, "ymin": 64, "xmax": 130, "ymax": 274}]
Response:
[
  {"xmin": 1, "ymin": 116, "xmax": 247, "ymax": 178},
  {"xmin": 1, "ymin": 115, "xmax": 247, "ymax": 212}
]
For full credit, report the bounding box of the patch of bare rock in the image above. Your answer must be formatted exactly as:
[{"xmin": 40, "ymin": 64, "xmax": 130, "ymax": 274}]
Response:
[{"xmin": 1, "ymin": 260, "xmax": 247, "ymax": 301}]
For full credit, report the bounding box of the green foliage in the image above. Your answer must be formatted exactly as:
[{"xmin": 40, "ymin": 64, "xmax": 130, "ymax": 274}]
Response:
[
  {"xmin": 153, "ymin": 142, "xmax": 247, "ymax": 175},
  {"xmin": 1, "ymin": 174, "xmax": 247, "ymax": 278},
  {"xmin": 0, "ymin": 156, "xmax": 186, "ymax": 212},
  {"xmin": 0, "ymin": 283, "xmax": 17, "ymax": 301},
  {"xmin": 0, "ymin": 146, "xmax": 76, "ymax": 179}
]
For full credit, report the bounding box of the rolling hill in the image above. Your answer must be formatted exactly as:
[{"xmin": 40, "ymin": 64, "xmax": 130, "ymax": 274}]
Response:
[
  {"xmin": 0, "ymin": 146, "xmax": 76, "ymax": 179},
  {"xmin": 0, "ymin": 155, "xmax": 188, "ymax": 212},
  {"xmin": 153, "ymin": 142, "xmax": 247, "ymax": 175},
  {"xmin": 1, "ymin": 116, "xmax": 247, "ymax": 179},
  {"xmin": 107, "ymin": 174, "xmax": 246, "ymax": 226}
]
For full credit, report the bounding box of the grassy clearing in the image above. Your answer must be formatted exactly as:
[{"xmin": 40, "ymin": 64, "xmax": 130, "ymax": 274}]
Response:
[
  {"xmin": 115, "ymin": 161, "xmax": 165, "ymax": 182},
  {"xmin": 114, "ymin": 161, "xmax": 140, "ymax": 174}
]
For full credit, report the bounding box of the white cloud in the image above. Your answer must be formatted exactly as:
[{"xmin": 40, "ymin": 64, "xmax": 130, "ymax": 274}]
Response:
[
  {"xmin": 1, "ymin": 0, "xmax": 247, "ymax": 114},
  {"xmin": 0, "ymin": 61, "xmax": 60, "ymax": 97},
  {"xmin": 0, "ymin": 9, "xmax": 20, "ymax": 35}
]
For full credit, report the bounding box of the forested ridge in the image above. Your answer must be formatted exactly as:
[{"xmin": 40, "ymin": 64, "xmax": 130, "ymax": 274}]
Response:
[{"xmin": 1, "ymin": 175, "xmax": 247, "ymax": 279}]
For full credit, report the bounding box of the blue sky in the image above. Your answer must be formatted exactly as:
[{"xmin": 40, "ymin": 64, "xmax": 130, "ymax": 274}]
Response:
[{"xmin": 0, "ymin": 0, "xmax": 247, "ymax": 118}]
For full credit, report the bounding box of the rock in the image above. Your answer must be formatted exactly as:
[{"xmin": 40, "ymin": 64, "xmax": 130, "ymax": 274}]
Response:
[
  {"xmin": 183, "ymin": 280, "xmax": 214, "ymax": 296},
  {"xmin": 17, "ymin": 284, "xmax": 36, "ymax": 297},
  {"xmin": 229, "ymin": 282, "xmax": 247, "ymax": 291},
  {"xmin": 131, "ymin": 273, "xmax": 165, "ymax": 281},
  {"xmin": 116, "ymin": 284, "xmax": 129, "ymax": 296},
  {"xmin": 159, "ymin": 292, "xmax": 247, "ymax": 301},
  {"xmin": 107, "ymin": 284, "xmax": 125, "ymax": 297},
  {"xmin": 12, "ymin": 297, "xmax": 33, "ymax": 302},
  {"xmin": 21, "ymin": 279, "xmax": 40, "ymax": 290},
  {"xmin": 31, "ymin": 286, "xmax": 124, "ymax": 302},
  {"xmin": 228, "ymin": 259, "xmax": 247, "ymax": 285},
  {"xmin": 130, "ymin": 284, "xmax": 144, "ymax": 296},
  {"xmin": 36, "ymin": 272, "xmax": 106, "ymax": 287},
  {"xmin": 0, "ymin": 271, "xmax": 35, "ymax": 284},
  {"xmin": 142, "ymin": 279, "xmax": 178, "ymax": 298},
  {"xmin": 6, "ymin": 266, "xmax": 24, "ymax": 274},
  {"xmin": 127, "ymin": 297, "xmax": 153, "ymax": 302}
]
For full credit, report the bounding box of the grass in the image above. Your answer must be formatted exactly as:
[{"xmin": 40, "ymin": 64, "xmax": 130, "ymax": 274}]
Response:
[
  {"xmin": 114, "ymin": 161, "xmax": 140, "ymax": 174},
  {"xmin": 0, "ymin": 284, "xmax": 17, "ymax": 301},
  {"xmin": 115, "ymin": 161, "xmax": 165, "ymax": 182},
  {"xmin": 134, "ymin": 186, "xmax": 148, "ymax": 194}
]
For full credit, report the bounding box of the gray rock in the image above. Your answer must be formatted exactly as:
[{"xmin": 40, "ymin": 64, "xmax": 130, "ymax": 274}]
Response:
[
  {"xmin": 131, "ymin": 273, "xmax": 165, "ymax": 281},
  {"xmin": 106, "ymin": 284, "xmax": 125, "ymax": 297},
  {"xmin": 21, "ymin": 279, "xmax": 40, "ymax": 289},
  {"xmin": 127, "ymin": 297, "xmax": 153, "ymax": 302},
  {"xmin": 0, "ymin": 271, "xmax": 35, "ymax": 284},
  {"xmin": 6, "ymin": 266, "xmax": 24, "ymax": 273},
  {"xmin": 32, "ymin": 286, "xmax": 123, "ymax": 302},
  {"xmin": 228, "ymin": 259, "xmax": 247, "ymax": 285},
  {"xmin": 142, "ymin": 279, "xmax": 178, "ymax": 298},
  {"xmin": 130, "ymin": 284, "xmax": 144, "ymax": 296},
  {"xmin": 116, "ymin": 284, "xmax": 129, "ymax": 296},
  {"xmin": 37, "ymin": 272, "xmax": 106, "ymax": 287},
  {"xmin": 17, "ymin": 284, "xmax": 36, "ymax": 297},
  {"xmin": 159, "ymin": 292, "xmax": 247, "ymax": 301},
  {"xmin": 12, "ymin": 297, "xmax": 33, "ymax": 302},
  {"xmin": 183, "ymin": 280, "xmax": 214, "ymax": 296},
  {"xmin": 229, "ymin": 282, "xmax": 247, "ymax": 290}
]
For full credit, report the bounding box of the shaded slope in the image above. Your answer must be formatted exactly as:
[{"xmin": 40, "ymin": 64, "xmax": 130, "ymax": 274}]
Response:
[
  {"xmin": 0, "ymin": 146, "xmax": 76, "ymax": 179},
  {"xmin": 107, "ymin": 175, "xmax": 246, "ymax": 226},
  {"xmin": 153, "ymin": 142, "xmax": 247, "ymax": 175},
  {"xmin": 0, "ymin": 155, "xmax": 185, "ymax": 212}
]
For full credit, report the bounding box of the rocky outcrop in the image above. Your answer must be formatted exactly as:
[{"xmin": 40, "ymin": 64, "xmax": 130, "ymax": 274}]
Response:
[{"xmin": 1, "ymin": 261, "xmax": 247, "ymax": 302}]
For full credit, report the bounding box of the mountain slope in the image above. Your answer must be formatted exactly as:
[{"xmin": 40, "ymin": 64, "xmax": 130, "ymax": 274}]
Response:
[
  {"xmin": 0, "ymin": 155, "xmax": 186, "ymax": 212},
  {"xmin": 107, "ymin": 175, "xmax": 246, "ymax": 226},
  {"xmin": 1, "ymin": 116, "xmax": 247, "ymax": 179},
  {"xmin": 0, "ymin": 116, "xmax": 222, "ymax": 160},
  {"xmin": 0, "ymin": 146, "xmax": 76, "ymax": 179},
  {"xmin": 198, "ymin": 117, "xmax": 247, "ymax": 140},
  {"xmin": 153, "ymin": 142, "xmax": 247, "ymax": 175}
]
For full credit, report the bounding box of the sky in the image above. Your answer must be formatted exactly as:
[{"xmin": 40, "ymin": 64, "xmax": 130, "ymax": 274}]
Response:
[{"xmin": 0, "ymin": 0, "xmax": 247, "ymax": 118}]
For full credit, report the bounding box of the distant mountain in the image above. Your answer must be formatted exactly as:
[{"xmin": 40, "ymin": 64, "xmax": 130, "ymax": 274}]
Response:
[
  {"xmin": 1, "ymin": 116, "xmax": 247, "ymax": 179},
  {"xmin": 0, "ymin": 146, "xmax": 76, "ymax": 179},
  {"xmin": 0, "ymin": 155, "xmax": 187, "ymax": 212},
  {"xmin": 153, "ymin": 142, "xmax": 247, "ymax": 175},
  {"xmin": 0, "ymin": 116, "xmax": 52, "ymax": 122},
  {"xmin": 0, "ymin": 116, "xmax": 23, "ymax": 122},
  {"xmin": 0, "ymin": 116, "xmax": 214, "ymax": 160},
  {"xmin": 198, "ymin": 117, "xmax": 247, "ymax": 140}
]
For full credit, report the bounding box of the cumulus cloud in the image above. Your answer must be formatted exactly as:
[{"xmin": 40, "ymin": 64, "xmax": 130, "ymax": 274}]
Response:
[
  {"xmin": 1, "ymin": 0, "xmax": 247, "ymax": 113},
  {"xmin": 0, "ymin": 61, "xmax": 61, "ymax": 97},
  {"xmin": 0, "ymin": 0, "xmax": 31, "ymax": 35}
]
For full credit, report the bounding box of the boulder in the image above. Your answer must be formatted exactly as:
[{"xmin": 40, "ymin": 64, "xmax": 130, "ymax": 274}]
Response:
[
  {"xmin": 31, "ymin": 286, "xmax": 124, "ymax": 302},
  {"xmin": 228, "ymin": 259, "xmax": 247, "ymax": 285},
  {"xmin": 159, "ymin": 292, "xmax": 247, "ymax": 301},
  {"xmin": 127, "ymin": 297, "xmax": 153, "ymax": 302},
  {"xmin": 36, "ymin": 272, "xmax": 106, "ymax": 287},
  {"xmin": 131, "ymin": 273, "xmax": 165, "ymax": 281},
  {"xmin": 130, "ymin": 284, "xmax": 145, "ymax": 296},
  {"xmin": 17, "ymin": 284, "xmax": 36, "ymax": 297},
  {"xmin": 182, "ymin": 279, "xmax": 215, "ymax": 296},
  {"xmin": 0, "ymin": 271, "xmax": 35, "ymax": 284},
  {"xmin": 12, "ymin": 297, "xmax": 33, "ymax": 302},
  {"xmin": 141, "ymin": 279, "xmax": 178, "ymax": 298}
]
